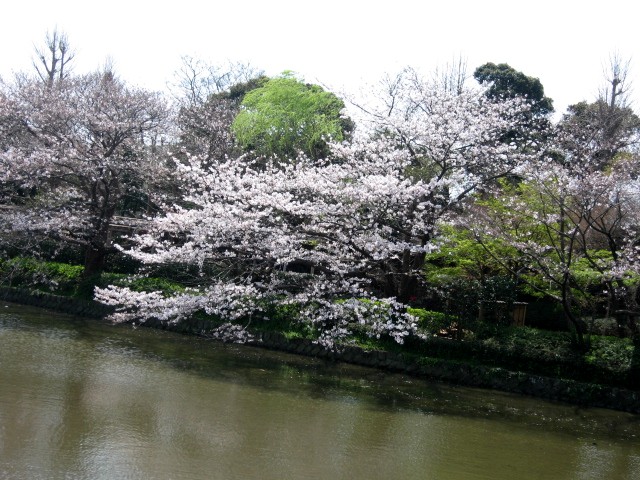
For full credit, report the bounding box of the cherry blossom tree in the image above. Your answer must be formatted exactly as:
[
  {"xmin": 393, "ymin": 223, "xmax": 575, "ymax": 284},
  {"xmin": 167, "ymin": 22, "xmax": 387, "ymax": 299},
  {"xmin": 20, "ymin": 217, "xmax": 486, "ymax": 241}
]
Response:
[
  {"xmin": 349, "ymin": 68, "xmax": 539, "ymax": 301},
  {"xmin": 467, "ymin": 127, "xmax": 640, "ymax": 348},
  {"xmin": 96, "ymin": 70, "xmax": 539, "ymax": 346},
  {"xmin": 0, "ymin": 71, "xmax": 170, "ymax": 277}
]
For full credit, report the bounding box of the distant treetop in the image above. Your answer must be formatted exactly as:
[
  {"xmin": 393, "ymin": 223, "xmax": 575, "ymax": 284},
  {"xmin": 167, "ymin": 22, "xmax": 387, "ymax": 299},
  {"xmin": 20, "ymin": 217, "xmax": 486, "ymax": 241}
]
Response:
[{"xmin": 473, "ymin": 62, "xmax": 554, "ymax": 116}]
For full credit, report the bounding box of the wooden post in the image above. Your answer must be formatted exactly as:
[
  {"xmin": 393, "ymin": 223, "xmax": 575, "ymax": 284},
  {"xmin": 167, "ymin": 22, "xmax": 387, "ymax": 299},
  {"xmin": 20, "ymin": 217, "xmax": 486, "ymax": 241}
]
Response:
[{"xmin": 512, "ymin": 302, "xmax": 528, "ymax": 326}]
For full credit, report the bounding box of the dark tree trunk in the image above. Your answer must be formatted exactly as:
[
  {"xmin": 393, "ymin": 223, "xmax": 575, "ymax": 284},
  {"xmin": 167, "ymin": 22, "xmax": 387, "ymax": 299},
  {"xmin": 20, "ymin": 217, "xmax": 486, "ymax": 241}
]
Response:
[
  {"xmin": 83, "ymin": 244, "xmax": 106, "ymax": 279},
  {"xmin": 562, "ymin": 289, "xmax": 586, "ymax": 351},
  {"xmin": 82, "ymin": 220, "xmax": 111, "ymax": 280},
  {"xmin": 83, "ymin": 186, "xmax": 116, "ymax": 279},
  {"xmin": 382, "ymin": 250, "xmax": 426, "ymax": 303},
  {"xmin": 630, "ymin": 334, "xmax": 640, "ymax": 390}
]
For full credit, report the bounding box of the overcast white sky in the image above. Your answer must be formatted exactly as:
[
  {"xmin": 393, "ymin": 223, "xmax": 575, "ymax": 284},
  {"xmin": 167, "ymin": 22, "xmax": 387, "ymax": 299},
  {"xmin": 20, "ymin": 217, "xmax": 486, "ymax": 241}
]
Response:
[{"xmin": 1, "ymin": 0, "xmax": 638, "ymax": 116}]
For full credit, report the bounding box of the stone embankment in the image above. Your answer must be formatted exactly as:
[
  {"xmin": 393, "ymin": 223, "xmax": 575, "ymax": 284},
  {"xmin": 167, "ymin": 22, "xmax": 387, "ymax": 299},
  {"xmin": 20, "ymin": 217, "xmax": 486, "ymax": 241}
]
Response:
[
  {"xmin": 0, "ymin": 286, "xmax": 113, "ymax": 317},
  {"xmin": 2, "ymin": 286, "xmax": 638, "ymax": 413},
  {"xmin": 249, "ymin": 331, "xmax": 639, "ymax": 414}
]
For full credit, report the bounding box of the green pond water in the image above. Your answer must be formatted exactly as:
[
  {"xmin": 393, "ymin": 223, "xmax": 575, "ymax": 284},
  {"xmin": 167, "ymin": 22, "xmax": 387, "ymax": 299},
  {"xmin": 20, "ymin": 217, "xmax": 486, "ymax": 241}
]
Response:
[{"xmin": 0, "ymin": 302, "xmax": 639, "ymax": 479}]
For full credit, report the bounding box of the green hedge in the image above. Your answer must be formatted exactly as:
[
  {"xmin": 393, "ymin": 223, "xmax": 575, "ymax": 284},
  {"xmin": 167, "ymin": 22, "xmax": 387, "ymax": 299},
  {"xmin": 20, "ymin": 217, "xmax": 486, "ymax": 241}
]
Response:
[
  {"xmin": 0, "ymin": 257, "xmax": 84, "ymax": 295},
  {"xmin": 0, "ymin": 257, "xmax": 185, "ymax": 299}
]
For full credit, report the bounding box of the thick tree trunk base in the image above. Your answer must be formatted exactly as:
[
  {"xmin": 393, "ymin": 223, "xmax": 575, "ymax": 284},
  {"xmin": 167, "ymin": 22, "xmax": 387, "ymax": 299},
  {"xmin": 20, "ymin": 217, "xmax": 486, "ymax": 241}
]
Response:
[{"xmin": 83, "ymin": 247, "xmax": 106, "ymax": 279}]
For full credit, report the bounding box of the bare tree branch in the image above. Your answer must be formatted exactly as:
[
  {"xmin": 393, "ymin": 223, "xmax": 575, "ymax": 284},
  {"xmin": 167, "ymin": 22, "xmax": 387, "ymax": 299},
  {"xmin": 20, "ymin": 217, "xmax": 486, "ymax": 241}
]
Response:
[{"xmin": 32, "ymin": 28, "xmax": 75, "ymax": 88}]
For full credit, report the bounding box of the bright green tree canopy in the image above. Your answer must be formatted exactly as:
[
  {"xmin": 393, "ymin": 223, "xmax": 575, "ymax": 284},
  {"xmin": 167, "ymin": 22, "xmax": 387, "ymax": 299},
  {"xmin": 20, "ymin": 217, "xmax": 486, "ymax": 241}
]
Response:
[{"xmin": 231, "ymin": 73, "xmax": 351, "ymax": 160}]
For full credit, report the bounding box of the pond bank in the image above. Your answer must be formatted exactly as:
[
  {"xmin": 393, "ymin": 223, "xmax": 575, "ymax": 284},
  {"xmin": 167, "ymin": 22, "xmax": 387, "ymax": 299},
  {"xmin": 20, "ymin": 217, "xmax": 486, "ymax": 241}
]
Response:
[{"xmin": 2, "ymin": 286, "xmax": 638, "ymax": 413}]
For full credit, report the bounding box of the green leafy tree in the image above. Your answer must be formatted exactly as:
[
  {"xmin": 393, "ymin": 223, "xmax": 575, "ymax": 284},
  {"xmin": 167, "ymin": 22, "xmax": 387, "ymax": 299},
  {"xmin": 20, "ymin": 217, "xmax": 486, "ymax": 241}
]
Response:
[
  {"xmin": 424, "ymin": 225, "xmax": 519, "ymax": 330},
  {"xmin": 474, "ymin": 62, "xmax": 554, "ymax": 116},
  {"xmin": 231, "ymin": 73, "xmax": 352, "ymax": 160}
]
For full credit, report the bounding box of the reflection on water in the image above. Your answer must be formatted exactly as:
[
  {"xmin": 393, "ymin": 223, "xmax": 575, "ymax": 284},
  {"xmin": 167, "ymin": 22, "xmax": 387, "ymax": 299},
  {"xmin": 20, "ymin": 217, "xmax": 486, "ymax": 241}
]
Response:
[{"xmin": 1, "ymin": 302, "xmax": 639, "ymax": 480}]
